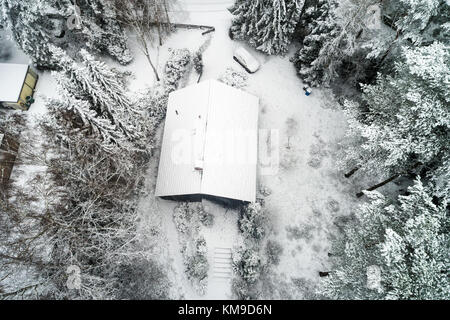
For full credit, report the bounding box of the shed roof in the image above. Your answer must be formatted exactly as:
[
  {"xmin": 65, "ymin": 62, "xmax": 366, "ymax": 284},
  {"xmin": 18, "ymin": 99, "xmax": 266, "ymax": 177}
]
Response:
[
  {"xmin": 0, "ymin": 63, "xmax": 29, "ymax": 102},
  {"xmin": 155, "ymin": 79, "xmax": 259, "ymax": 203}
]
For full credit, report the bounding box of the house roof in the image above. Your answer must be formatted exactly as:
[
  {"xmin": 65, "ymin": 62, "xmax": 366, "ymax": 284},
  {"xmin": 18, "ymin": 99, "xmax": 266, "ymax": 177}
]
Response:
[
  {"xmin": 0, "ymin": 63, "xmax": 29, "ymax": 102},
  {"xmin": 155, "ymin": 79, "xmax": 259, "ymax": 202}
]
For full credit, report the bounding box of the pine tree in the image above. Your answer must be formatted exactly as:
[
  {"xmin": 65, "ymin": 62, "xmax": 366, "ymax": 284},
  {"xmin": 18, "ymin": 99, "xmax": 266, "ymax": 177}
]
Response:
[
  {"xmin": 363, "ymin": 0, "xmax": 443, "ymax": 62},
  {"xmin": 50, "ymin": 83, "xmax": 125, "ymax": 151},
  {"xmin": 320, "ymin": 178, "xmax": 450, "ymax": 300},
  {"xmin": 292, "ymin": 0, "xmax": 339, "ymax": 86},
  {"xmin": 229, "ymin": 0, "xmax": 304, "ymax": 55},
  {"xmin": 50, "ymin": 46, "xmax": 143, "ymax": 149},
  {"xmin": 344, "ymin": 42, "xmax": 450, "ymax": 185},
  {"xmin": 80, "ymin": 50, "xmax": 129, "ymax": 108},
  {"xmin": 71, "ymin": 0, "xmax": 132, "ymax": 65},
  {"xmin": 0, "ymin": 0, "xmax": 132, "ymax": 69},
  {"xmin": 293, "ymin": 0, "xmax": 378, "ymax": 86},
  {"xmin": 0, "ymin": 0, "xmax": 59, "ymax": 68}
]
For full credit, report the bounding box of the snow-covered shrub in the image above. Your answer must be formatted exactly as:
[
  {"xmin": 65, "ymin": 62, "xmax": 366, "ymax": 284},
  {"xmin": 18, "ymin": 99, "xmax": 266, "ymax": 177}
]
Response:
[
  {"xmin": 218, "ymin": 67, "xmax": 248, "ymax": 89},
  {"xmin": 164, "ymin": 48, "xmax": 191, "ymax": 92},
  {"xmin": 105, "ymin": 42, "xmax": 133, "ymax": 66},
  {"xmin": 194, "ymin": 203, "xmax": 214, "ymax": 227},
  {"xmin": 173, "ymin": 202, "xmax": 193, "ymax": 234},
  {"xmin": 185, "ymin": 237, "xmax": 209, "ymax": 284},
  {"xmin": 265, "ymin": 240, "xmax": 283, "ymax": 265},
  {"xmin": 239, "ymin": 202, "xmax": 266, "ymax": 242},
  {"xmin": 280, "ymin": 145, "xmax": 300, "ymax": 170},
  {"xmin": 130, "ymin": 85, "xmax": 169, "ymax": 155},
  {"xmin": 193, "ymin": 51, "xmax": 203, "ymax": 75},
  {"xmin": 145, "ymin": 84, "xmax": 170, "ymax": 120},
  {"xmin": 232, "ymin": 246, "xmax": 262, "ymax": 298},
  {"xmin": 286, "ymin": 224, "xmax": 315, "ymax": 242},
  {"xmin": 258, "ymin": 185, "xmax": 272, "ymax": 197},
  {"xmin": 172, "ymin": 203, "xmax": 210, "ymax": 295},
  {"xmin": 307, "ymin": 138, "xmax": 327, "ymax": 169},
  {"xmin": 233, "ymin": 247, "xmax": 262, "ymax": 284},
  {"xmin": 232, "ymin": 277, "xmax": 260, "ymax": 300}
]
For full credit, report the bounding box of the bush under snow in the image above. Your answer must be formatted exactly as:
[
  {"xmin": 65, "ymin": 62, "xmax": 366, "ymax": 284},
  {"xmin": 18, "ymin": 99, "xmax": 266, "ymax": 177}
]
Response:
[
  {"xmin": 164, "ymin": 48, "xmax": 192, "ymax": 92},
  {"xmin": 218, "ymin": 67, "xmax": 248, "ymax": 89}
]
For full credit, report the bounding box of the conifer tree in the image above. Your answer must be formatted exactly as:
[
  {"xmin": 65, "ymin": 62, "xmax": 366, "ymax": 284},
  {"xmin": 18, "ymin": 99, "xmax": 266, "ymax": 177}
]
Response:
[
  {"xmin": 292, "ymin": 0, "xmax": 339, "ymax": 86},
  {"xmin": 344, "ymin": 42, "xmax": 450, "ymax": 188},
  {"xmin": 50, "ymin": 46, "xmax": 142, "ymax": 149},
  {"xmin": 0, "ymin": 0, "xmax": 132, "ymax": 69},
  {"xmin": 0, "ymin": 0, "xmax": 58, "ymax": 68},
  {"xmin": 229, "ymin": 0, "xmax": 304, "ymax": 55},
  {"xmin": 363, "ymin": 0, "xmax": 443, "ymax": 62},
  {"xmin": 293, "ymin": 0, "xmax": 378, "ymax": 86},
  {"xmin": 321, "ymin": 179, "xmax": 450, "ymax": 300}
]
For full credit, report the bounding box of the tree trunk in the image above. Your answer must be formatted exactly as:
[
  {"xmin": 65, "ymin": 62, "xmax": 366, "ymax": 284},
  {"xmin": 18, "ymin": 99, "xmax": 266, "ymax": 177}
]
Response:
[
  {"xmin": 344, "ymin": 166, "xmax": 359, "ymax": 178},
  {"xmin": 157, "ymin": 21, "xmax": 163, "ymax": 46},
  {"xmin": 141, "ymin": 38, "xmax": 160, "ymax": 82},
  {"xmin": 356, "ymin": 162, "xmax": 421, "ymax": 197},
  {"xmin": 378, "ymin": 30, "xmax": 400, "ymax": 67},
  {"xmin": 356, "ymin": 173, "xmax": 400, "ymax": 197},
  {"xmin": 146, "ymin": 54, "xmax": 160, "ymax": 82}
]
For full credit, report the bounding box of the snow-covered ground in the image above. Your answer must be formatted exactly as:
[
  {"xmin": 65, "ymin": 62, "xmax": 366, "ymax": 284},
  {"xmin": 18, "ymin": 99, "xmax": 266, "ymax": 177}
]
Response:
[{"xmin": 250, "ymin": 57, "xmax": 356, "ymax": 297}]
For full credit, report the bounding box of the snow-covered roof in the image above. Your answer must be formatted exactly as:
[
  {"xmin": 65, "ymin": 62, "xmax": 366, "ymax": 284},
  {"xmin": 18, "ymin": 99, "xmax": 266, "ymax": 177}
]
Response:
[
  {"xmin": 156, "ymin": 79, "xmax": 259, "ymax": 202},
  {"xmin": 0, "ymin": 63, "xmax": 29, "ymax": 102}
]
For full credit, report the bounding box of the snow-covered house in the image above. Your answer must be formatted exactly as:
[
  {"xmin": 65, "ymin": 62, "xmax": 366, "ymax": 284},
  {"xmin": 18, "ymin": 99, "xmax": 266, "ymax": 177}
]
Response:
[
  {"xmin": 0, "ymin": 132, "xmax": 19, "ymax": 186},
  {"xmin": 155, "ymin": 79, "xmax": 259, "ymax": 205},
  {"xmin": 0, "ymin": 63, "xmax": 38, "ymax": 111}
]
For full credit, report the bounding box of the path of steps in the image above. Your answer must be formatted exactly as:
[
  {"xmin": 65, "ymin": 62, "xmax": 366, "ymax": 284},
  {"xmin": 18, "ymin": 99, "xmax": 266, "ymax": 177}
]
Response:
[{"xmin": 212, "ymin": 247, "xmax": 233, "ymax": 280}]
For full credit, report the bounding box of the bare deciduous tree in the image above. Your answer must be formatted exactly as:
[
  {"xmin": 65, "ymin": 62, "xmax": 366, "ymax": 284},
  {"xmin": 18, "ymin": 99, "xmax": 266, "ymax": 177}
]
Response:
[{"xmin": 113, "ymin": 0, "xmax": 175, "ymax": 82}]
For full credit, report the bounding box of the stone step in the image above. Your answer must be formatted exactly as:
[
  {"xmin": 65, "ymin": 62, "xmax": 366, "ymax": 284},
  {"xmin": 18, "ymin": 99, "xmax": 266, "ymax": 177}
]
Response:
[{"xmin": 212, "ymin": 247, "xmax": 233, "ymax": 280}]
